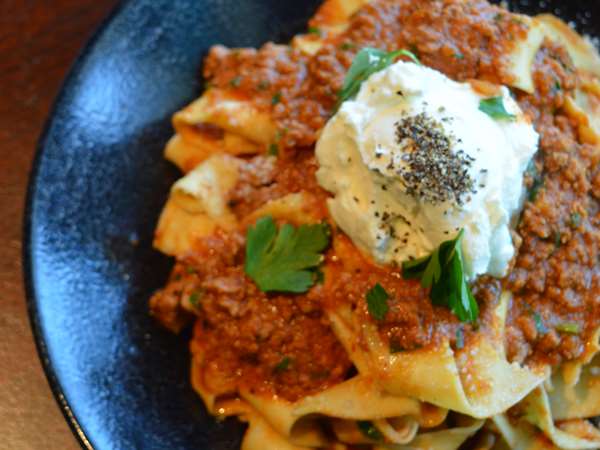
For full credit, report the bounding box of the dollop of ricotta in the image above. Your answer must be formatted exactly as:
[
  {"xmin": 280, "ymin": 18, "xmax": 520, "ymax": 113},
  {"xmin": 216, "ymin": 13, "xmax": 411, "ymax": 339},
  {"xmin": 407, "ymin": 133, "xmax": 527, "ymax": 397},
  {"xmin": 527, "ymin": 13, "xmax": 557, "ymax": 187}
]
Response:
[{"xmin": 316, "ymin": 61, "xmax": 539, "ymax": 279}]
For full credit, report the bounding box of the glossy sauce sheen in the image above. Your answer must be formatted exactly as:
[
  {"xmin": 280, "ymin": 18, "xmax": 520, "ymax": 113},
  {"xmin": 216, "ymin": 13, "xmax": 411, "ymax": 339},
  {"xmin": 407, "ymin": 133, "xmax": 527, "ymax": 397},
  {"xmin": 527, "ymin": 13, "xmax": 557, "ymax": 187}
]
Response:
[{"xmin": 153, "ymin": 0, "xmax": 600, "ymax": 400}]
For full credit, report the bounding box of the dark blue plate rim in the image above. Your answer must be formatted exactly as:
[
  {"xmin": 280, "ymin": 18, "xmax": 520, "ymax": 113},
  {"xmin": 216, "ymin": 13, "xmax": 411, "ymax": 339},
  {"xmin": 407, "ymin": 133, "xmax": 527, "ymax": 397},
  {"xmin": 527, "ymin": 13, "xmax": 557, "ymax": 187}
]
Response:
[{"xmin": 22, "ymin": 2, "xmax": 126, "ymax": 448}]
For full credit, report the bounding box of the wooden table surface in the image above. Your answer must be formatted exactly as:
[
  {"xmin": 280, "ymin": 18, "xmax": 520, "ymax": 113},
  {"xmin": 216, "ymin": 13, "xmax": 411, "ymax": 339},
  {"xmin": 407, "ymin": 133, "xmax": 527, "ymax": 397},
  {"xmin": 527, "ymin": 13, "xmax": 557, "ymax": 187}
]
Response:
[{"xmin": 0, "ymin": 1, "xmax": 119, "ymax": 448}]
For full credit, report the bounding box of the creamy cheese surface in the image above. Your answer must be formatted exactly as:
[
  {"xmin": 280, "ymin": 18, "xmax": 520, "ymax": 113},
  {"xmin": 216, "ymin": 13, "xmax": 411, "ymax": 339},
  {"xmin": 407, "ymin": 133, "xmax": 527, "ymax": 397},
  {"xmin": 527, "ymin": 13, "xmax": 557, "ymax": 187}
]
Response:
[{"xmin": 316, "ymin": 61, "xmax": 539, "ymax": 279}]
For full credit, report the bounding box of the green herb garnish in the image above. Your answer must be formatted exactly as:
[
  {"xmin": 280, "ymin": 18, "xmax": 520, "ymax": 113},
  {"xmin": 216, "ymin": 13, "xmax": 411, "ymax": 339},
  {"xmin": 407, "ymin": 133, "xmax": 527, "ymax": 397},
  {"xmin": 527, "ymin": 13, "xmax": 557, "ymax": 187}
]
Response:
[
  {"xmin": 453, "ymin": 52, "xmax": 464, "ymax": 59},
  {"xmin": 357, "ymin": 421, "xmax": 384, "ymax": 441},
  {"xmin": 336, "ymin": 47, "xmax": 420, "ymax": 109},
  {"xmin": 245, "ymin": 216, "xmax": 331, "ymax": 293},
  {"xmin": 366, "ymin": 283, "xmax": 390, "ymax": 321},
  {"xmin": 479, "ymin": 97, "xmax": 516, "ymax": 120},
  {"xmin": 189, "ymin": 290, "xmax": 203, "ymax": 308},
  {"xmin": 554, "ymin": 81, "xmax": 562, "ymax": 92},
  {"xmin": 229, "ymin": 76, "xmax": 241, "ymax": 88},
  {"xmin": 570, "ymin": 212, "xmax": 581, "ymax": 228},
  {"xmin": 274, "ymin": 356, "xmax": 292, "ymax": 373},
  {"xmin": 525, "ymin": 160, "xmax": 544, "ymax": 202},
  {"xmin": 268, "ymin": 143, "xmax": 278, "ymax": 156},
  {"xmin": 340, "ymin": 42, "xmax": 356, "ymax": 51},
  {"xmin": 307, "ymin": 26, "xmax": 321, "ymax": 36},
  {"xmin": 402, "ymin": 229, "xmax": 479, "ymax": 323},
  {"xmin": 534, "ymin": 312, "xmax": 548, "ymax": 335},
  {"xmin": 271, "ymin": 92, "xmax": 282, "ymax": 105},
  {"xmin": 556, "ymin": 322, "xmax": 581, "ymax": 334},
  {"xmin": 185, "ymin": 266, "xmax": 196, "ymax": 274},
  {"xmin": 553, "ymin": 230, "xmax": 562, "ymax": 249}
]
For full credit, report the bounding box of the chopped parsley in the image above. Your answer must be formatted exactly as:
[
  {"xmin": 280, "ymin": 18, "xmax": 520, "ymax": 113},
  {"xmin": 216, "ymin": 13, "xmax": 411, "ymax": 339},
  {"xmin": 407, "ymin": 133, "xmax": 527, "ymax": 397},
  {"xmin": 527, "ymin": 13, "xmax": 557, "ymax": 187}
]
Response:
[
  {"xmin": 336, "ymin": 47, "xmax": 420, "ymax": 109},
  {"xmin": 307, "ymin": 26, "xmax": 321, "ymax": 36},
  {"xmin": 526, "ymin": 160, "xmax": 544, "ymax": 202},
  {"xmin": 552, "ymin": 230, "xmax": 562, "ymax": 249},
  {"xmin": 185, "ymin": 266, "xmax": 196, "ymax": 274},
  {"xmin": 534, "ymin": 312, "xmax": 548, "ymax": 335},
  {"xmin": 453, "ymin": 52, "xmax": 464, "ymax": 59},
  {"xmin": 244, "ymin": 216, "xmax": 331, "ymax": 293},
  {"xmin": 188, "ymin": 290, "xmax": 203, "ymax": 308},
  {"xmin": 273, "ymin": 356, "xmax": 292, "ymax": 373},
  {"xmin": 271, "ymin": 92, "xmax": 282, "ymax": 105},
  {"xmin": 479, "ymin": 97, "xmax": 516, "ymax": 120},
  {"xmin": 340, "ymin": 42, "xmax": 356, "ymax": 51},
  {"xmin": 554, "ymin": 80, "xmax": 562, "ymax": 92},
  {"xmin": 366, "ymin": 283, "xmax": 390, "ymax": 321},
  {"xmin": 268, "ymin": 143, "xmax": 278, "ymax": 156},
  {"xmin": 556, "ymin": 322, "xmax": 581, "ymax": 334},
  {"xmin": 356, "ymin": 421, "xmax": 384, "ymax": 441},
  {"xmin": 570, "ymin": 212, "xmax": 581, "ymax": 228},
  {"xmin": 402, "ymin": 229, "xmax": 479, "ymax": 323},
  {"xmin": 229, "ymin": 76, "xmax": 241, "ymax": 88}
]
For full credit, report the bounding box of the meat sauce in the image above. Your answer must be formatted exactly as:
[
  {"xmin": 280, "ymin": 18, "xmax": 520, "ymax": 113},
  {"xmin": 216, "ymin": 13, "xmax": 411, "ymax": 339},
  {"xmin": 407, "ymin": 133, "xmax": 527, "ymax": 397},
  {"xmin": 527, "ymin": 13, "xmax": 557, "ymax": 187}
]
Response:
[{"xmin": 152, "ymin": 0, "xmax": 600, "ymax": 400}]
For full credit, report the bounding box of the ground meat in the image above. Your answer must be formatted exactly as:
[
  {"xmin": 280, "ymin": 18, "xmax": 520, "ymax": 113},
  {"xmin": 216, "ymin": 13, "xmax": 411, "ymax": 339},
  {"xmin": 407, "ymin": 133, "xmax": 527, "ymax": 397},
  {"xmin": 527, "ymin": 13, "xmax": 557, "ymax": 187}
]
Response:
[
  {"xmin": 153, "ymin": 0, "xmax": 600, "ymax": 399},
  {"xmin": 229, "ymin": 151, "xmax": 326, "ymax": 219},
  {"xmin": 167, "ymin": 230, "xmax": 352, "ymax": 402},
  {"xmin": 204, "ymin": 0, "xmax": 527, "ymax": 148},
  {"xmin": 501, "ymin": 42, "xmax": 600, "ymax": 366}
]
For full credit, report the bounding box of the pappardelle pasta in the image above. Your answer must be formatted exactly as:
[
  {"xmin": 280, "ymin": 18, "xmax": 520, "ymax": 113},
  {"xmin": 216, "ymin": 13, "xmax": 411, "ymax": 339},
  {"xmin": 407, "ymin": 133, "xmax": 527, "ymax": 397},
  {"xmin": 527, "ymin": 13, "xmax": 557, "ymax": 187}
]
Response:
[{"xmin": 149, "ymin": 0, "xmax": 600, "ymax": 448}]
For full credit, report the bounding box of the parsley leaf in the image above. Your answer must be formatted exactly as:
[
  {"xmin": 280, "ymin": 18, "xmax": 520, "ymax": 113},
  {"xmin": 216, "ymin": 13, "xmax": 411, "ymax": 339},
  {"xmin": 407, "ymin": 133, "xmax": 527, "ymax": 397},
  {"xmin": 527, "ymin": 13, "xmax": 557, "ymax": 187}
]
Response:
[
  {"xmin": 525, "ymin": 159, "xmax": 544, "ymax": 202},
  {"xmin": 273, "ymin": 356, "xmax": 292, "ymax": 373},
  {"xmin": 534, "ymin": 312, "xmax": 548, "ymax": 335},
  {"xmin": 366, "ymin": 283, "xmax": 390, "ymax": 321},
  {"xmin": 402, "ymin": 230, "xmax": 479, "ymax": 323},
  {"xmin": 245, "ymin": 216, "xmax": 331, "ymax": 293},
  {"xmin": 356, "ymin": 421, "xmax": 384, "ymax": 441},
  {"xmin": 479, "ymin": 97, "xmax": 516, "ymax": 120},
  {"xmin": 336, "ymin": 47, "xmax": 420, "ymax": 109},
  {"xmin": 556, "ymin": 322, "xmax": 580, "ymax": 334},
  {"xmin": 188, "ymin": 290, "xmax": 204, "ymax": 308}
]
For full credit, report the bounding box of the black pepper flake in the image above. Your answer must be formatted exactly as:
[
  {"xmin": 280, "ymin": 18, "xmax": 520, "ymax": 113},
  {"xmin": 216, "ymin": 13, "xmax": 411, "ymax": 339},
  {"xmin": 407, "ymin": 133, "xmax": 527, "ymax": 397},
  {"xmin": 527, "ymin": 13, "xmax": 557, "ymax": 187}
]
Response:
[{"xmin": 394, "ymin": 112, "xmax": 476, "ymax": 206}]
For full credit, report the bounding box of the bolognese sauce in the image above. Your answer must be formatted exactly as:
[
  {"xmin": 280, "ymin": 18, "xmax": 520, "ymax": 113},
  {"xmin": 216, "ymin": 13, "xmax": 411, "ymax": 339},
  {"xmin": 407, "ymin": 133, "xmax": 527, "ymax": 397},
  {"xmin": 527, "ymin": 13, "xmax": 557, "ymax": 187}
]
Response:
[{"xmin": 151, "ymin": 0, "xmax": 600, "ymax": 403}]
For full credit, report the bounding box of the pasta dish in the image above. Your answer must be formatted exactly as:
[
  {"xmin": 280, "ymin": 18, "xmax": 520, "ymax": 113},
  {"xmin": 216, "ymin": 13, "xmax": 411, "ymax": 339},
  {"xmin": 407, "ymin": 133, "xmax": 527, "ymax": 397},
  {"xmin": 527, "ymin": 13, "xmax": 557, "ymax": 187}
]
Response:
[{"xmin": 149, "ymin": 0, "xmax": 600, "ymax": 448}]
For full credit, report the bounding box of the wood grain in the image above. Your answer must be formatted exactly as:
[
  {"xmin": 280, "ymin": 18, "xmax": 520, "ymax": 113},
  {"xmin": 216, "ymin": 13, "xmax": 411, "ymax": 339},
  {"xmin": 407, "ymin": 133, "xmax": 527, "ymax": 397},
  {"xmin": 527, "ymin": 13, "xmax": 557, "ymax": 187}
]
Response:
[{"xmin": 0, "ymin": 1, "xmax": 119, "ymax": 448}]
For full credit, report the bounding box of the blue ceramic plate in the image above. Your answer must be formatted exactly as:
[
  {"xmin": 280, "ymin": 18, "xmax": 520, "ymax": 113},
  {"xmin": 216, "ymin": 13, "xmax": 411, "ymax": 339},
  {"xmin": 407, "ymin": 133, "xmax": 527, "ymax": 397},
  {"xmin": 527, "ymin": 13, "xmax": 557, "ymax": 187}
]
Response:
[{"xmin": 24, "ymin": 1, "xmax": 600, "ymax": 448}]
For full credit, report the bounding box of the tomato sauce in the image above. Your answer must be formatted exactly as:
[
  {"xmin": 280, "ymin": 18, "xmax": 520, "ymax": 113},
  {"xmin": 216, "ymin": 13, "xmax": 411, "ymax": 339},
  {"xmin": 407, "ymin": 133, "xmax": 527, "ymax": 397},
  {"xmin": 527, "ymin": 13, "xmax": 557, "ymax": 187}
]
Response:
[{"xmin": 151, "ymin": 0, "xmax": 600, "ymax": 400}]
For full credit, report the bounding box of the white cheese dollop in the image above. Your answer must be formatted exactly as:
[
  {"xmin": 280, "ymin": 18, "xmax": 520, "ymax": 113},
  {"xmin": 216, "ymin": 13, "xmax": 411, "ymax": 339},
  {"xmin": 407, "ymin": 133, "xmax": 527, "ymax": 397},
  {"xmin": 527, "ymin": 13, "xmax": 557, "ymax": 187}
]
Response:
[{"xmin": 316, "ymin": 61, "xmax": 539, "ymax": 279}]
